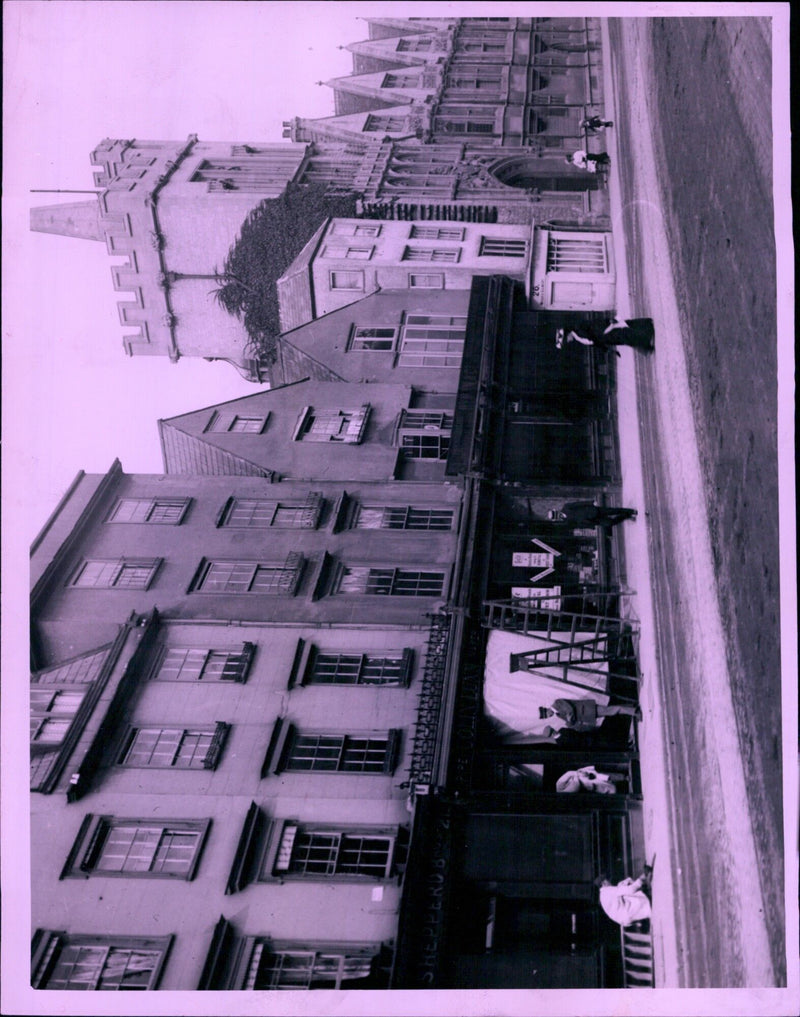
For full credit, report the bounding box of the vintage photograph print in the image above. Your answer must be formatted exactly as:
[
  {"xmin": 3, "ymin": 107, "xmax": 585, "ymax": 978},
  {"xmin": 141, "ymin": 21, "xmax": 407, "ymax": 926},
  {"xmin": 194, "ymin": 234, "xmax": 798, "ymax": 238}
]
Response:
[{"xmin": 2, "ymin": 3, "xmax": 796, "ymax": 1016}]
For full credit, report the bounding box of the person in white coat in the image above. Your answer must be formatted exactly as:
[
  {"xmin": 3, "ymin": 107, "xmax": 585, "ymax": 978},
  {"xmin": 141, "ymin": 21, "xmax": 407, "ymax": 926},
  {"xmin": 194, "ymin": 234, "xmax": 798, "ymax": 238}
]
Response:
[{"xmin": 595, "ymin": 866, "xmax": 653, "ymax": 926}]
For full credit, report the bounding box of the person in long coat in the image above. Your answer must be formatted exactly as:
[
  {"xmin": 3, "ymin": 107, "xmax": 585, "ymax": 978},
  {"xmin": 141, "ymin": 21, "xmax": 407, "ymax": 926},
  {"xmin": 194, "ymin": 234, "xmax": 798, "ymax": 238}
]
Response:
[
  {"xmin": 548, "ymin": 501, "xmax": 637, "ymax": 528},
  {"xmin": 558, "ymin": 317, "xmax": 655, "ymax": 352},
  {"xmin": 540, "ymin": 698, "xmax": 641, "ymax": 733},
  {"xmin": 596, "ymin": 870, "xmax": 653, "ymax": 926}
]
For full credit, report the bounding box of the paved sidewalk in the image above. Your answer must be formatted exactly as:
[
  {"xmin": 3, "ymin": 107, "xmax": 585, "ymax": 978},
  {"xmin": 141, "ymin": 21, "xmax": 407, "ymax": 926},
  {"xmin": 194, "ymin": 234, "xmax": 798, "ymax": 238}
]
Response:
[{"xmin": 599, "ymin": 19, "xmax": 775, "ymax": 989}]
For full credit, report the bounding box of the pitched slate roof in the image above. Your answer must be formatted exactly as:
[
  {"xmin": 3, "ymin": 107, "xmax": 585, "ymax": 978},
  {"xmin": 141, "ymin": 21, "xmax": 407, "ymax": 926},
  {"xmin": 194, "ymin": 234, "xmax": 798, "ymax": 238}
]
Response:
[
  {"xmin": 275, "ymin": 220, "xmax": 327, "ymax": 333},
  {"xmin": 158, "ymin": 419, "xmax": 275, "ymax": 477}
]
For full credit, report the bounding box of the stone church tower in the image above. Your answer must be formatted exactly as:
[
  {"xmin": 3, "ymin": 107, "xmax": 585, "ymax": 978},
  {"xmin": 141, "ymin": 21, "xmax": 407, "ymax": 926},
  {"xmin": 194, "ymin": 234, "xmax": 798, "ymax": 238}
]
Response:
[
  {"xmin": 32, "ymin": 15, "xmax": 609, "ymax": 381},
  {"xmin": 31, "ymin": 137, "xmax": 309, "ymax": 380}
]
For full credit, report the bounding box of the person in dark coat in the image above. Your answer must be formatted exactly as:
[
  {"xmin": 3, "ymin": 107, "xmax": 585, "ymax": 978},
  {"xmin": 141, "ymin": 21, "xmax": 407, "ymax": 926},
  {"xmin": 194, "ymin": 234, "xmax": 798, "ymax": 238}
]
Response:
[
  {"xmin": 548, "ymin": 501, "xmax": 637, "ymax": 528},
  {"xmin": 539, "ymin": 698, "xmax": 641, "ymax": 733},
  {"xmin": 580, "ymin": 115, "xmax": 614, "ymax": 131},
  {"xmin": 557, "ymin": 318, "xmax": 655, "ymax": 353}
]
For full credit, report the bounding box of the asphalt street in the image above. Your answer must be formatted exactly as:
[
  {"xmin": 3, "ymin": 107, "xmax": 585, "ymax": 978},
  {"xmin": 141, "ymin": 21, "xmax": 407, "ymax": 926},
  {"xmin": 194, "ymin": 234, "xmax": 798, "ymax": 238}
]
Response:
[{"xmin": 605, "ymin": 17, "xmax": 784, "ymax": 988}]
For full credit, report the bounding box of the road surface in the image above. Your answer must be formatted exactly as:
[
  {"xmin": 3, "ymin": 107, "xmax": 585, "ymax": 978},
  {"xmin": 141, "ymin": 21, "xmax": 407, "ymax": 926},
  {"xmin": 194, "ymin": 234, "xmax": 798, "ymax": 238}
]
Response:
[{"xmin": 608, "ymin": 16, "xmax": 783, "ymax": 986}]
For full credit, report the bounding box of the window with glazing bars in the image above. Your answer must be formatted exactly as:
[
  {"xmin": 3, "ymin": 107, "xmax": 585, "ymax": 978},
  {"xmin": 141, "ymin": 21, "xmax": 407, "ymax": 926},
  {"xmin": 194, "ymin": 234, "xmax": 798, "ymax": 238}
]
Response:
[
  {"xmin": 70, "ymin": 559, "xmax": 161, "ymax": 590},
  {"xmin": 435, "ymin": 118, "xmax": 495, "ymax": 134},
  {"xmin": 408, "ymin": 273, "xmax": 444, "ymax": 289},
  {"xmin": 68, "ymin": 817, "xmax": 209, "ymax": 878},
  {"xmin": 347, "ymin": 327, "xmax": 397, "ymax": 352},
  {"xmin": 321, "ymin": 246, "xmax": 373, "ymax": 260},
  {"xmin": 192, "ymin": 557, "xmax": 302, "ymax": 595},
  {"xmin": 546, "ymin": 235, "xmax": 608, "ymax": 273},
  {"xmin": 220, "ymin": 497, "xmax": 322, "ymax": 527},
  {"xmin": 409, "ymin": 226, "xmax": 465, "ymax": 241},
  {"xmin": 32, "ymin": 933, "xmax": 171, "ymax": 990},
  {"xmin": 270, "ymin": 826, "xmax": 394, "ymax": 878},
  {"xmin": 399, "ymin": 316, "xmax": 466, "ymax": 368},
  {"xmin": 329, "ymin": 270, "xmax": 364, "ymax": 290},
  {"xmin": 205, "ymin": 412, "xmax": 269, "ymax": 434},
  {"xmin": 243, "ymin": 942, "xmax": 382, "ymax": 989},
  {"xmin": 382, "ymin": 73, "xmax": 421, "ymax": 89},
  {"xmin": 30, "ymin": 688, "xmax": 85, "ymax": 744},
  {"xmin": 397, "ymin": 410, "xmax": 453, "ymax": 459},
  {"xmin": 457, "ymin": 39, "xmax": 507, "ymax": 52},
  {"xmin": 295, "ymin": 405, "xmax": 369, "ymax": 443},
  {"xmin": 336, "ymin": 566, "xmax": 445, "ymax": 597},
  {"xmin": 108, "ymin": 498, "xmax": 190, "ymax": 524},
  {"xmin": 331, "ymin": 222, "xmax": 381, "ymax": 237},
  {"xmin": 118, "ymin": 726, "xmax": 227, "ymax": 769},
  {"xmin": 401, "ymin": 247, "xmax": 460, "ymax": 263},
  {"xmin": 479, "ymin": 237, "xmax": 528, "ymax": 257},
  {"xmin": 397, "ymin": 37, "xmax": 432, "ymax": 52},
  {"xmin": 364, "ymin": 115, "xmax": 405, "ymax": 132},
  {"xmin": 446, "ymin": 70, "xmax": 503, "ymax": 90},
  {"xmin": 355, "ymin": 506, "xmax": 454, "ymax": 530},
  {"xmin": 153, "ymin": 645, "xmax": 254, "ymax": 682},
  {"xmin": 283, "ymin": 732, "xmax": 397, "ymax": 772},
  {"xmin": 305, "ymin": 649, "xmax": 411, "ymax": 685}
]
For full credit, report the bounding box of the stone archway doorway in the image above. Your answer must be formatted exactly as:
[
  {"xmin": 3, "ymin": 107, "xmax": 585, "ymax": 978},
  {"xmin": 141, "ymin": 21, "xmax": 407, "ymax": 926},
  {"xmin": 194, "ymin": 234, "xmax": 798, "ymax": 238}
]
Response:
[{"xmin": 490, "ymin": 155, "xmax": 600, "ymax": 192}]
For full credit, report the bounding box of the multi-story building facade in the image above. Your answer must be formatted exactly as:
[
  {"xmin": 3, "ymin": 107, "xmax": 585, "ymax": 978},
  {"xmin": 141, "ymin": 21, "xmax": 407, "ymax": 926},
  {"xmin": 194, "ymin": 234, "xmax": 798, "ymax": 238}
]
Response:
[
  {"xmin": 31, "ymin": 16, "xmax": 615, "ymax": 381},
  {"xmin": 30, "ymin": 460, "xmax": 461, "ymax": 990},
  {"xmin": 31, "ymin": 275, "xmax": 648, "ymax": 991}
]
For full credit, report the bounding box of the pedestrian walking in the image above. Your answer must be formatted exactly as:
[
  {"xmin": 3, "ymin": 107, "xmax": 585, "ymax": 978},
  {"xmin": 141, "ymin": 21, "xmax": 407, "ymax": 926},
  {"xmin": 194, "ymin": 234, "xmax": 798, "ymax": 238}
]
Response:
[
  {"xmin": 595, "ymin": 866, "xmax": 654, "ymax": 926},
  {"xmin": 580, "ymin": 115, "xmax": 614, "ymax": 132},
  {"xmin": 556, "ymin": 318, "xmax": 655, "ymax": 354},
  {"xmin": 547, "ymin": 501, "xmax": 638, "ymax": 528},
  {"xmin": 565, "ymin": 149, "xmax": 610, "ymax": 172},
  {"xmin": 539, "ymin": 697, "xmax": 642, "ymax": 733}
]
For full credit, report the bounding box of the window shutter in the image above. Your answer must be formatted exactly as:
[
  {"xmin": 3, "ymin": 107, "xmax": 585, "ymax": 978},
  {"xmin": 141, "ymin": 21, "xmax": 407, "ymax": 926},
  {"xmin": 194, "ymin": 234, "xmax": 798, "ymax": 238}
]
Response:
[
  {"xmin": 202, "ymin": 722, "xmax": 231, "ymax": 770},
  {"xmin": 225, "ymin": 803, "xmax": 267, "ymax": 895},
  {"xmin": 186, "ymin": 559, "xmax": 208, "ymax": 593},
  {"xmin": 292, "ymin": 407, "xmax": 313, "ymax": 441},
  {"xmin": 383, "ymin": 730, "xmax": 402, "ymax": 774},
  {"xmin": 399, "ymin": 649, "xmax": 414, "ymax": 687},
  {"xmin": 215, "ymin": 498, "xmax": 234, "ymax": 528},
  {"xmin": 197, "ymin": 916, "xmax": 235, "ymax": 989},
  {"xmin": 221, "ymin": 643, "xmax": 255, "ymax": 683},
  {"xmin": 282, "ymin": 553, "xmax": 305, "ymax": 595},
  {"xmin": 330, "ymin": 491, "xmax": 352, "ymax": 533},
  {"xmin": 344, "ymin": 404, "xmax": 371, "ymax": 444},
  {"xmin": 287, "ymin": 639, "xmax": 314, "ymax": 689},
  {"xmin": 261, "ymin": 718, "xmax": 294, "ymax": 777}
]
